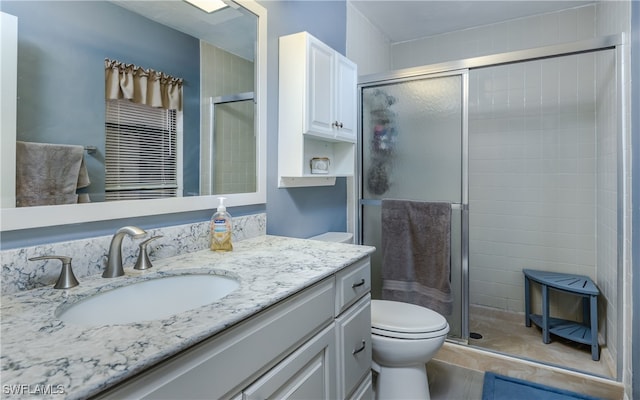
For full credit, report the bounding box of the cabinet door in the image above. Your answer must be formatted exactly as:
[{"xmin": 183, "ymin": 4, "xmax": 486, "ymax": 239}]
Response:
[
  {"xmin": 243, "ymin": 324, "xmax": 337, "ymax": 400},
  {"xmin": 305, "ymin": 37, "xmax": 335, "ymax": 139},
  {"xmin": 334, "ymin": 54, "xmax": 357, "ymax": 143},
  {"xmin": 348, "ymin": 373, "xmax": 373, "ymax": 400},
  {"xmin": 336, "ymin": 294, "xmax": 372, "ymax": 399}
]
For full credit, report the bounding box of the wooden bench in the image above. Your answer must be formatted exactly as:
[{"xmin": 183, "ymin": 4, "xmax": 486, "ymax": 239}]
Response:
[{"xmin": 523, "ymin": 269, "xmax": 600, "ymax": 361}]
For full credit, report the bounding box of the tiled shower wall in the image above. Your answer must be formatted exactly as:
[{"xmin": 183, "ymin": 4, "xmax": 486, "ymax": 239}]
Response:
[
  {"xmin": 467, "ymin": 53, "xmax": 603, "ymax": 316},
  {"xmin": 199, "ymin": 43, "xmax": 256, "ymax": 195}
]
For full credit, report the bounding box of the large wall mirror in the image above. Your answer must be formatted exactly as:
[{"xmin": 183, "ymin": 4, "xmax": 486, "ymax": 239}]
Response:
[{"xmin": 0, "ymin": 0, "xmax": 266, "ymax": 231}]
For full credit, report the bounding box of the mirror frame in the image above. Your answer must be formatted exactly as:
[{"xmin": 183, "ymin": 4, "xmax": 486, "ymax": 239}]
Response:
[{"xmin": 0, "ymin": 0, "xmax": 267, "ymax": 232}]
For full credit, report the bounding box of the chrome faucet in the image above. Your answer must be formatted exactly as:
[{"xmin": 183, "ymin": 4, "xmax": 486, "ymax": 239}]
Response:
[{"xmin": 103, "ymin": 226, "xmax": 147, "ymax": 278}]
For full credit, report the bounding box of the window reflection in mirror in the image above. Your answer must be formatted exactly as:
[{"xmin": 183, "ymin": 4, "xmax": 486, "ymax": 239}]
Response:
[{"xmin": 1, "ymin": 0, "xmax": 258, "ymax": 206}]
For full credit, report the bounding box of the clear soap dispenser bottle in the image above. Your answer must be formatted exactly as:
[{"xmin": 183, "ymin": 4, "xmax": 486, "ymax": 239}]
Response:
[{"xmin": 210, "ymin": 197, "xmax": 233, "ymax": 252}]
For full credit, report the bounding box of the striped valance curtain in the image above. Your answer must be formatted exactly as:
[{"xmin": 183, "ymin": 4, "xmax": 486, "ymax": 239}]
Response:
[{"xmin": 105, "ymin": 58, "xmax": 183, "ymax": 111}]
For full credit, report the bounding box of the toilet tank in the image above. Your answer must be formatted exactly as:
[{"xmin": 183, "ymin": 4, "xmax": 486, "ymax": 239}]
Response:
[{"xmin": 308, "ymin": 232, "xmax": 353, "ymax": 244}]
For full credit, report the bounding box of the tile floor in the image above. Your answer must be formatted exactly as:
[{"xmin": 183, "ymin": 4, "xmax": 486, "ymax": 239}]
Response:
[
  {"xmin": 427, "ymin": 360, "xmax": 485, "ymax": 400},
  {"xmin": 374, "ymin": 305, "xmax": 620, "ymax": 400},
  {"xmin": 468, "ymin": 305, "xmax": 614, "ymax": 378}
]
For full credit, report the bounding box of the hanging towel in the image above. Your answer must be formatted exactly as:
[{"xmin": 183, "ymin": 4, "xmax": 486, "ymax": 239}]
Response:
[
  {"xmin": 15, "ymin": 141, "xmax": 90, "ymax": 207},
  {"xmin": 381, "ymin": 199, "xmax": 453, "ymax": 315}
]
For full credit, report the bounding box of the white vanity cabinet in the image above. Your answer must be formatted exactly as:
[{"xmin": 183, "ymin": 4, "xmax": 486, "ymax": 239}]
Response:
[
  {"xmin": 96, "ymin": 256, "xmax": 372, "ymax": 400},
  {"xmin": 278, "ymin": 31, "xmax": 358, "ymax": 188},
  {"xmin": 334, "ymin": 258, "xmax": 373, "ymax": 399}
]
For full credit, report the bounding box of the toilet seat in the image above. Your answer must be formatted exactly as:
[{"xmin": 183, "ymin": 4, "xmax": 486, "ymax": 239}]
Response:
[{"xmin": 371, "ymin": 300, "xmax": 449, "ymax": 339}]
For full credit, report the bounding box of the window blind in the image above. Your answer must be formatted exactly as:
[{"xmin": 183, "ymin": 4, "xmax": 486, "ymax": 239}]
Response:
[{"xmin": 105, "ymin": 99, "xmax": 178, "ymax": 201}]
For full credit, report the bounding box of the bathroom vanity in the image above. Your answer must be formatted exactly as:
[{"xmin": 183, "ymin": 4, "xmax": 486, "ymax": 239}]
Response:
[{"xmin": 0, "ymin": 236, "xmax": 374, "ymax": 399}]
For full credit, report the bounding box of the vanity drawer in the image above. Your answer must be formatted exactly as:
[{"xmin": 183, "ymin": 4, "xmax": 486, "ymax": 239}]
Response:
[
  {"xmin": 335, "ymin": 257, "xmax": 371, "ymax": 315},
  {"xmin": 336, "ymin": 294, "xmax": 371, "ymax": 399}
]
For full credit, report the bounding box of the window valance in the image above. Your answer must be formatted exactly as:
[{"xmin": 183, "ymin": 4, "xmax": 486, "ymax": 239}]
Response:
[{"xmin": 105, "ymin": 58, "xmax": 183, "ymax": 111}]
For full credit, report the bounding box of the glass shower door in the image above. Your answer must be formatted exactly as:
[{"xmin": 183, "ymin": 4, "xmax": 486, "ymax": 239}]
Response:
[{"xmin": 359, "ymin": 71, "xmax": 467, "ymax": 340}]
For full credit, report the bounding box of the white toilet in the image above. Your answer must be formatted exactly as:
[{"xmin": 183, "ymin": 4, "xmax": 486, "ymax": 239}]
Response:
[
  {"xmin": 308, "ymin": 232, "xmax": 449, "ymax": 399},
  {"xmin": 308, "ymin": 231, "xmax": 354, "ymax": 244},
  {"xmin": 371, "ymin": 300, "xmax": 449, "ymax": 400}
]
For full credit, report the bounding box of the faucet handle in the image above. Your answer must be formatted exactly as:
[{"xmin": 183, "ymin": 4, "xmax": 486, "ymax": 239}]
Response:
[
  {"xmin": 29, "ymin": 255, "xmax": 80, "ymax": 289},
  {"xmin": 134, "ymin": 236, "xmax": 163, "ymax": 271}
]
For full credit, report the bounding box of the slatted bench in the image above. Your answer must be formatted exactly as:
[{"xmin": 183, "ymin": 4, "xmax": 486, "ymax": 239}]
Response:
[{"xmin": 523, "ymin": 269, "xmax": 600, "ymax": 361}]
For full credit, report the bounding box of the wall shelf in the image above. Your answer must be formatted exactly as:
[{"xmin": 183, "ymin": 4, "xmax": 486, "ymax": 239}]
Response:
[{"xmin": 277, "ymin": 31, "xmax": 357, "ymax": 188}]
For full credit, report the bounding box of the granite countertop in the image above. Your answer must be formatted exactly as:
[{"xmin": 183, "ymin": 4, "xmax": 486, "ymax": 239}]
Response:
[{"xmin": 1, "ymin": 235, "xmax": 375, "ymax": 399}]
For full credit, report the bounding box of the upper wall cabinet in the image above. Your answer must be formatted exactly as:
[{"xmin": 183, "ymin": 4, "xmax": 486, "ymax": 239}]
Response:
[{"xmin": 278, "ymin": 32, "xmax": 358, "ymax": 188}]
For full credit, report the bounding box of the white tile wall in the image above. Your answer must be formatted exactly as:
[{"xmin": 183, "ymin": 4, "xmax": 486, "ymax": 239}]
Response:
[
  {"xmin": 200, "ymin": 43, "xmax": 256, "ymax": 195},
  {"xmin": 468, "ymin": 52, "xmax": 606, "ymax": 319}
]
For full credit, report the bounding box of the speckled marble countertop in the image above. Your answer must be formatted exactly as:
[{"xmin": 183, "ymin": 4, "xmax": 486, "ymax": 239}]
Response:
[{"xmin": 1, "ymin": 235, "xmax": 375, "ymax": 399}]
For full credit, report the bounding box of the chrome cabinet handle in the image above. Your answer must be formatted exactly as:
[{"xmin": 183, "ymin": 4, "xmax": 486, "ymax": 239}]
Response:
[
  {"xmin": 352, "ymin": 340, "xmax": 366, "ymax": 355},
  {"xmin": 352, "ymin": 278, "xmax": 366, "ymax": 288}
]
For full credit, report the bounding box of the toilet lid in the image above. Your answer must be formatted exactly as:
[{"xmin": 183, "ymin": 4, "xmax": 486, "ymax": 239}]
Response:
[{"xmin": 371, "ymin": 300, "xmax": 449, "ymax": 337}]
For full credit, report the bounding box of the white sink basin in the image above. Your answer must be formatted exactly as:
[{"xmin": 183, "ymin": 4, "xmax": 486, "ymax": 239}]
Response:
[{"xmin": 57, "ymin": 274, "xmax": 239, "ymax": 326}]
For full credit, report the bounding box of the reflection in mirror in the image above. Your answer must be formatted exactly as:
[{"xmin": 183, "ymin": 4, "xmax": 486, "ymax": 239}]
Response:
[
  {"xmin": 0, "ymin": 0, "xmax": 266, "ymax": 230},
  {"xmin": 2, "ymin": 0, "xmax": 258, "ymax": 206}
]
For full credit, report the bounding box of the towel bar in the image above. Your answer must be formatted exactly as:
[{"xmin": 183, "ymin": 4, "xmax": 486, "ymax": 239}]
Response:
[
  {"xmin": 360, "ymin": 199, "xmax": 465, "ymax": 210},
  {"xmin": 84, "ymin": 146, "xmax": 97, "ymax": 154}
]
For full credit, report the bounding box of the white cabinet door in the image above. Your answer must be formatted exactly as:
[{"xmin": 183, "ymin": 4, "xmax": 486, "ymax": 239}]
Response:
[
  {"xmin": 305, "ymin": 37, "xmax": 335, "ymax": 139},
  {"xmin": 278, "ymin": 31, "xmax": 358, "ymax": 187},
  {"xmin": 303, "ymin": 33, "xmax": 357, "ymax": 142},
  {"xmin": 336, "ymin": 294, "xmax": 372, "ymax": 399},
  {"xmin": 243, "ymin": 324, "xmax": 337, "ymax": 400},
  {"xmin": 334, "ymin": 54, "xmax": 357, "ymax": 142}
]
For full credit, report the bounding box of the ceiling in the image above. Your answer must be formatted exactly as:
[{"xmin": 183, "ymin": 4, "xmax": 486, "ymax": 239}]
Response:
[
  {"xmin": 112, "ymin": 0, "xmax": 597, "ymax": 59},
  {"xmin": 349, "ymin": 0, "xmax": 596, "ymax": 43},
  {"xmin": 112, "ymin": 0, "xmax": 257, "ymax": 60}
]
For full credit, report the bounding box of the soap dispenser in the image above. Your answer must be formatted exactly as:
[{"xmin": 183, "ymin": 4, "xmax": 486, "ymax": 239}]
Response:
[{"xmin": 210, "ymin": 197, "xmax": 233, "ymax": 252}]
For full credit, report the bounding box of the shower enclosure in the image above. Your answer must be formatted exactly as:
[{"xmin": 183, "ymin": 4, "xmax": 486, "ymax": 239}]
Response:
[{"xmin": 358, "ymin": 35, "xmax": 623, "ymax": 378}]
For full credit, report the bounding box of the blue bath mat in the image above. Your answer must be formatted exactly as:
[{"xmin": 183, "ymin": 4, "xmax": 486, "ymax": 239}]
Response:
[{"xmin": 482, "ymin": 372, "xmax": 603, "ymax": 400}]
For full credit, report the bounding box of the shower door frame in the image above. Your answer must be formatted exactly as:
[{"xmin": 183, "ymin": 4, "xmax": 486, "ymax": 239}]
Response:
[
  {"xmin": 357, "ymin": 69, "xmax": 470, "ymax": 342},
  {"xmin": 356, "ymin": 34, "xmax": 625, "ymax": 354}
]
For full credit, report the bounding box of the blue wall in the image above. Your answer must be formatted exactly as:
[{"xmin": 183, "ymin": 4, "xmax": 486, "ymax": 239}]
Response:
[
  {"xmin": 261, "ymin": 0, "xmax": 349, "ymax": 239},
  {"xmin": 0, "ymin": 1, "xmax": 349, "ymax": 248},
  {"xmin": 0, "ymin": 1, "xmax": 201, "ymax": 201}
]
